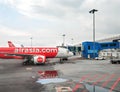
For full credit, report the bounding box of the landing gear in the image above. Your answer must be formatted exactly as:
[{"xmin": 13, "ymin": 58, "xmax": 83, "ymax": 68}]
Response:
[
  {"xmin": 59, "ymin": 58, "xmax": 68, "ymax": 64},
  {"xmin": 22, "ymin": 60, "xmax": 34, "ymax": 65},
  {"xmin": 22, "ymin": 60, "xmax": 29, "ymax": 65},
  {"xmin": 60, "ymin": 58, "xmax": 63, "ymax": 64},
  {"xmin": 22, "ymin": 56, "xmax": 34, "ymax": 65},
  {"xmin": 62, "ymin": 58, "xmax": 68, "ymax": 61}
]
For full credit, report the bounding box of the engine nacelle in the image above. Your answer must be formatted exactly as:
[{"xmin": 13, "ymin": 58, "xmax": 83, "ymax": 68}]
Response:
[{"xmin": 33, "ymin": 55, "xmax": 46, "ymax": 64}]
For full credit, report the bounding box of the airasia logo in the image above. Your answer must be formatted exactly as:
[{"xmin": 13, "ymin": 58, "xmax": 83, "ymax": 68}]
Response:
[
  {"xmin": 15, "ymin": 48, "xmax": 58, "ymax": 53},
  {"xmin": 37, "ymin": 57, "xmax": 43, "ymax": 62}
]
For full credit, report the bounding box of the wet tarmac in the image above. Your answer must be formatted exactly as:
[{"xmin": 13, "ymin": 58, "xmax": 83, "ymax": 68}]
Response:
[
  {"xmin": 54, "ymin": 59, "xmax": 120, "ymax": 92},
  {"xmin": 0, "ymin": 58, "xmax": 120, "ymax": 92},
  {"xmin": 0, "ymin": 59, "xmax": 53, "ymax": 92}
]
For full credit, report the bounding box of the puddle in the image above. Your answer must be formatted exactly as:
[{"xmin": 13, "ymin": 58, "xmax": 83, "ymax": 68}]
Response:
[
  {"xmin": 37, "ymin": 70, "xmax": 68, "ymax": 84},
  {"xmin": 38, "ymin": 70, "xmax": 58, "ymax": 78},
  {"xmin": 36, "ymin": 78, "xmax": 68, "ymax": 84},
  {"xmin": 36, "ymin": 78, "xmax": 117, "ymax": 92},
  {"xmin": 85, "ymin": 83, "xmax": 116, "ymax": 92},
  {"xmin": 37, "ymin": 70, "xmax": 118, "ymax": 92}
]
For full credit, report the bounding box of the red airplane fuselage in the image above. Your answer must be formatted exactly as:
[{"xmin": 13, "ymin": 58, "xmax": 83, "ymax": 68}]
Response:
[
  {"xmin": 0, "ymin": 47, "xmax": 58, "ymax": 58},
  {"xmin": 0, "ymin": 46, "xmax": 73, "ymax": 64}
]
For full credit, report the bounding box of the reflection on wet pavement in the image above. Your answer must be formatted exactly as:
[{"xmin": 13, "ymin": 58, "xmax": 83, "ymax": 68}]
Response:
[{"xmin": 36, "ymin": 70, "xmax": 119, "ymax": 92}]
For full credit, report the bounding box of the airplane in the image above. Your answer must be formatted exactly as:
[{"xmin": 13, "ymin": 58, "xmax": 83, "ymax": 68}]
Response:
[{"xmin": 0, "ymin": 42, "xmax": 73, "ymax": 65}]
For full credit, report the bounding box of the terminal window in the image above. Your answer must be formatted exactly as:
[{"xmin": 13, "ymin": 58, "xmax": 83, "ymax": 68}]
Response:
[
  {"xmin": 88, "ymin": 46, "xmax": 90, "ymax": 50},
  {"xmin": 110, "ymin": 43, "xmax": 116, "ymax": 47},
  {"xmin": 101, "ymin": 44, "xmax": 108, "ymax": 48}
]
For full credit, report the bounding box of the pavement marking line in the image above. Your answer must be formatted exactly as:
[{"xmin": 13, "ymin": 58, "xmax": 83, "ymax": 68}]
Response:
[
  {"xmin": 109, "ymin": 77, "xmax": 120, "ymax": 92},
  {"xmin": 87, "ymin": 74, "xmax": 99, "ymax": 82},
  {"xmin": 93, "ymin": 74, "xmax": 109, "ymax": 85},
  {"xmin": 72, "ymin": 83, "xmax": 85, "ymax": 92},
  {"xmin": 26, "ymin": 67, "xmax": 32, "ymax": 70},
  {"xmin": 102, "ymin": 74, "xmax": 116, "ymax": 87},
  {"xmin": 79, "ymin": 74, "xmax": 91, "ymax": 82}
]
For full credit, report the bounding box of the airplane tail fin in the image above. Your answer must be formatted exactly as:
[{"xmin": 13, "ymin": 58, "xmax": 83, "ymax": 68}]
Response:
[{"xmin": 8, "ymin": 41, "xmax": 15, "ymax": 47}]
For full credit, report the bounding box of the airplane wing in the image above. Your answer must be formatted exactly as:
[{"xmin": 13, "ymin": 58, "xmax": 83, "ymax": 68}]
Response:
[
  {"xmin": 6, "ymin": 53, "xmax": 32, "ymax": 57},
  {"xmin": 0, "ymin": 51, "xmax": 34, "ymax": 58},
  {"xmin": 5, "ymin": 53, "xmax": 47, "ymax": 64}
]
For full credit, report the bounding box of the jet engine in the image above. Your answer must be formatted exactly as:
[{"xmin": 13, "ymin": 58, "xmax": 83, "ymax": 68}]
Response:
[{"xmin": 33, "ymin": 55, "xmax": 46, "ymax": 64}]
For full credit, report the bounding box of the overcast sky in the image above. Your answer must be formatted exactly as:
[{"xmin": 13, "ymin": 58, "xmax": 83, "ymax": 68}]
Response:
[{"xmin": 0, "ymin": 0, "xmax": 120, "ymax": 46}]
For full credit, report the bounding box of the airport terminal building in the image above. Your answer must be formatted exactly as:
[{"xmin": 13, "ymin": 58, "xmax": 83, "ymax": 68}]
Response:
[
  {"xmin": 82, "ymin": 41, "xmax": 120, "ymax": 58},
  {"xmin": 82, "ymin": 35, "xmax": 120, "ymax": 58}
]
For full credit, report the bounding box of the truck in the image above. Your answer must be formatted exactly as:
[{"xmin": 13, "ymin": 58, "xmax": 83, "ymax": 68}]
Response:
[
  {"xmin": 110, "ymin": 49, "xmax": 120, "ymax": 64},
  {"xmin": 110, "ymin": 57, "xmax": 120, "ymax": 64},
  {"xmin": 98, "ymin": 49, "xmax": 120, "ymax": 64}
]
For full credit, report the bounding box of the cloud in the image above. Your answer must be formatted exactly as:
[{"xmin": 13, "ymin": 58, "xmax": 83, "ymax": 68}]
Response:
[
  {"xmin": 0, "ymin": 0, "xmax": 119, "ymax": 46},
  {"xmin": 0, "ymin": 25, "xmax": 31, "ymax": 37},
  {"xmin": 1, "ymin": 0, "xmax": 84, "ymax": 20}
]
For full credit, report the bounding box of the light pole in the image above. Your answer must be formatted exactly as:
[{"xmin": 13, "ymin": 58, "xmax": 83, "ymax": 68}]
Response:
[
  {"xmin": 30, "ymin": 37, "xmax": 32, "ymax": 47},
  {"xmin": 89, "ymin": 9, "xmax": 98, "ymax": 58},
  {"xmin": 71, "ymin": 38, "xmax": 74, "ymax": 45},
  {"xmin": 62, "ymin": 34, "xmax": 65, "ymax": 46}
]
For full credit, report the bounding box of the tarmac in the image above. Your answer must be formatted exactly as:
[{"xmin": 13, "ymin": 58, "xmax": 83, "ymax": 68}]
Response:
[{"xmin": 0, "ymin": 58, "xmax": 120, "ymax": 92}]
